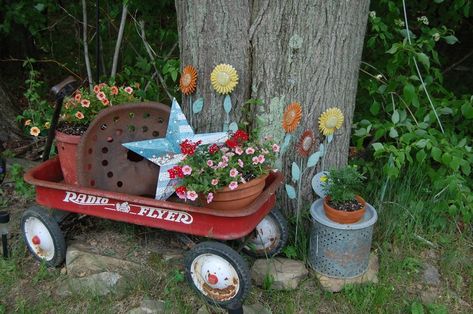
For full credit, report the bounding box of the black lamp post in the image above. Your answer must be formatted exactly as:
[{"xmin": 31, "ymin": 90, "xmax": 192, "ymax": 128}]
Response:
[{"xmin": 0, "ymin": 211, "xmax": 10, "ymax": 258}]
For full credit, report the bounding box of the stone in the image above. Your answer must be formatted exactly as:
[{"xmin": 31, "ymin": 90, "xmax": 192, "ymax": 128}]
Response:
[
  {"xmin": 128, "ymin": 299, "xmax": 166, "ymax": 314},
  {"xmin": 251, "ymin": 257, "xmax": 308, "ymax": 290},
  {"xmin": 159, "ymin": 248, "xmax": 184, "ymax": 262},
  {"xmin": 57, "ymin": 271, "xmax": 127, "ymax": 297},
  {"xmin": 422, "ymin": 263, "xmax": 441, "ymax": 286},
  {"xmin": 420, "ymin": 287, "xmax": 440, "ymax": 304},
  {"xmin": 315, "ymin": 253, "xmax": 379, "ymax": 292},
  {"xmin": 66, "ymin": 243, "xmax": 139, "ymax": 277}
]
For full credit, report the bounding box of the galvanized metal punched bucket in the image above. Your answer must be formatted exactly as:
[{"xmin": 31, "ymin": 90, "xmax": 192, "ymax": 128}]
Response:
[{"xmin": 309, "ymin": 199, "xmax": 378, "ymax": 278}]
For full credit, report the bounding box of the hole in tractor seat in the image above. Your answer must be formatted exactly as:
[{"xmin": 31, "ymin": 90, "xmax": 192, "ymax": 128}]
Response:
[
  {"xmin": 127, "ymin": 150, "xmax": 144, "ymax": 162},
  {"xmin": 143, "ymin": 112, "xmax": 150, "ymax": 119},
  {"xmin": 129, "ymin": 112, "xmax": 135, "ymax": 119},
  {"xmin": 100, "ymin": 123, "xmax": 107, "ymax": 130},
  {"xmin": 128, "ymin": 125, "xmax": 136, "ymax": 132},
  {"xmin": 115, "ymin": 129, "xmax": 123, "ymax": 136},
  {"xmin": 90, "ymin": 180, "xmax": 95, "ymax": 186},
  {"xmin": 102, "ymin": 147, "xmax": 108, "ymax": 153},
  {"xmin": 88, "ymin": 148, "xmax": 93, "ymax": 154},
  {"xmin": 117, "ymin": 181, "xmax": 123, "ymax": 187},
  {"xmin": 102, "ymin": 160, "xmax": 108, "ymax": 166},
  {"xmin": 152, "ymin": 131, "xmax": 159, "ymax": 137},
  {"xmin": 61, "ymin": 146, "xmax": 65, "ymax": 150},
  {"xmin": 106, "ymin": 136, "xmax": 114, "ymax": 143},
  {"xmin": 87, "ymin": 164, "xmax": 92, "ymax": 170},
  {"xmin": 142, "ymin": 126, "xmax": 148, "ymax": 132},
  {"xmin": 107, "ymin": 171, "xmax": 113, "ymax": 178},
  {"xmin": 113, "ymin": 116, "xmax": 120, "ymax": 123},
  {"xmin": 157, "ymin": 117, "xmax": 164, "ymax": 124}
]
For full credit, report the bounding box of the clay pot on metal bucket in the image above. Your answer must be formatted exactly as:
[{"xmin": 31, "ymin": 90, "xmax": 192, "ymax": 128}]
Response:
[
  {"xmin": 206, "ymin": 175, "xmax": 268, "ymax": 211},
  {"xmin": 55, "ymin": 131, "xmax": 81, "ymax": 185},
  {"xmin": 323, "ymin": 195, "xmax": 366, "ymax": 224}
]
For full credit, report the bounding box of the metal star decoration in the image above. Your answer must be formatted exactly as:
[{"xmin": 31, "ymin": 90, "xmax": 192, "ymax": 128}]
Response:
[{"xmin": 123, "ymin": 98, "xmax": 228, "ymax": 200}]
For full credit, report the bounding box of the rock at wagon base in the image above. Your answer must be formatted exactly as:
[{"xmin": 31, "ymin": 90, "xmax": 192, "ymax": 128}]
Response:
[
  {"xmin": 251, "ymin": 257, "xmax": 308, "ymax": 290},
  {"xmin": 57, "ymin": 271, "xmax": 127, "ymax": 297},
  {"xmin": 197, "ymin": 303, "xmax": 271, "ymax": 314},
  {"xmin": 66, "ymin": 243, "xmax": 139, "ymax": 277},
  {"xmin": 316, "ymin": 253, "xmax": 379, "ymax": 292},
  {"xmin": 422, "ymin": 263, "xmax": 441, "ymax": 286},
  {"xmin": 128, "ymin": 299, "xmax": 166, "ymax": 314}
]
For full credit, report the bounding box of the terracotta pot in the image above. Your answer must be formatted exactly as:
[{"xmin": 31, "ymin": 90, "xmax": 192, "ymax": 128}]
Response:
[
  {"xmin": 323, "ymin": 195, "xmax": 366, "ymax": 224},
  {"xmin": 55, "ymin": 131, "xmax": 81, "ymax": 185},
  {"xmin": 206, "ymin": 175, "xmax": 268, "ymax": 211}
]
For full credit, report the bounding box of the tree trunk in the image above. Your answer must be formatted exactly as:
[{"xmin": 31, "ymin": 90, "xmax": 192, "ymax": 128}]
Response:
[
  {"xmin": 0, "ymin": 80, "xmax": 23, "ymax": 144},
  {"xmin": 176, "ymin": 0, "xmax": 370, "ymax": 208}
]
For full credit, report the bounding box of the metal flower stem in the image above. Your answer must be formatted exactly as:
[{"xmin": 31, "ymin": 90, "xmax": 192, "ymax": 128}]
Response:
[
  {"xmin": 295, "ymin": 158, "xmax": 305, "ymax": 244},
  {"xmin": 189, "ymin": 95, "xmax": 193, "ymax": 127},
  {"xmin": 321, "ymin": 138, "xmax": 328, "ymax": 171}
]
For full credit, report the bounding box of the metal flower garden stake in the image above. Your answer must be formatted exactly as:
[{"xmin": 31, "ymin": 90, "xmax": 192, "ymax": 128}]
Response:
[
  {"xmin": 210, "ymin": 64, "xmax": 239, "ymax": 132},
  {"xmin": 179, "ymin": 65, "xmax": 198, "ymax": 127}
]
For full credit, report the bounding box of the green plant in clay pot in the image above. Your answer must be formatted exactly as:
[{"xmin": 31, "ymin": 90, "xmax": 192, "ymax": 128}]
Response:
[{"xmin": 322, "ymin": 165, "xmax": 366, "ymax": 224}]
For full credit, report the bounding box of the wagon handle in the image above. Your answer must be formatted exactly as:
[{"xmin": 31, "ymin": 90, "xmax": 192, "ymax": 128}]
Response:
[{"xmin": 42, "ymin": 76, "xmax": 78, "ymax": 161}]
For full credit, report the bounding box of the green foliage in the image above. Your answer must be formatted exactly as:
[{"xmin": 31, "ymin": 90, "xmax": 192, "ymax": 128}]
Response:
[
  {"xmin": 355, "ymin": 0, "xmax": 473, "ymax": 224},
  {"xmin": 324, "ymin": 166, "xmax": 365, "ymax": 203},
  {"xmin": 9, "ymin": 163, "xmax": 34, "ymax": 198},
  {"xmin": 16, "ymin": 59, "xmax": 54, "ymax": 137}
]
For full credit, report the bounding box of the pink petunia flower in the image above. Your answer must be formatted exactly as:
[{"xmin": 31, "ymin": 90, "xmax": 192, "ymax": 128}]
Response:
[
  {"xmin": 207, "ymin": 160, "xmax": 214, "ymax": 167},
  {"xmin": 252, "ymin": 156, "xmax": 259, "ymax": 165},
  {"xmin": 96, "ymin": 91, "xmax": 106, "ymax": 100},
  {"xmin": 229, "ymin": 181, "xmax": 238, "ymax": 190},
  {"xmin": 81, "ymin": 99, "xmax": 90, "ymax": 108},
  {"xmin": 257, "ymin": 154, "xmax": 265, "ymax": 163},
  {"xmin": 124, "ymin": 86, "xmax": 133, "ymax": 94},
  {"xmin": 211, "ymin": 179, "xmax": 219, "ymax": 186},
  {"xmin": 245, "ymin": 147, "xmax": 255, "ymax": 155},
  {"xmin": 222, "ymin": 155, "xmax": 229, "ymax": 163},
  {"xmin": 237, "ymin": 159, "xmax": 244, "ymax": 168},
  {"xmin": 182, "ymin": 165, "xmax": 192, "ymax": 175},
  {"xmin": 229, "ymin": 168, "xmax": 239, "ymax": 178},
  {"xmin": 272, "ymin": 144, "xmax": 280, "ymax": 152},
  {"xmin": 207, "ymin": 193, "xmax": 214, "ymax": 204},
  {"xmin": 220, "ymin": 147, "xmax": 229, "ymax": 154},
  {"xmin": 217, "ymin": 161, "xmax": 228, "ymax": 168},
  {"xmin": 235, "ymin": 147, "xmax": 243, "ymax": 155},
  {"xmin": 186, "ymin": 190, "xmax": 198, "ymax": 201}
]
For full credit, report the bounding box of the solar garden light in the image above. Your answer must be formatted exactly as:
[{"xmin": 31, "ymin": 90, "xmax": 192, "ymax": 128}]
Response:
[{"xmin": 0, "ymin": 211, "xmax": 10, "ymax": 258}]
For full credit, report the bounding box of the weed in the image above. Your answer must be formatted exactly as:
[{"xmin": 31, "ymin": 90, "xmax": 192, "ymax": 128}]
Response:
[
  {"xmin": 9, "ymin": 163, "xmax": 35, "ymax": 199},
  {"xmin": 262, "ymin": 273, "xmax": 274, "ymax": 290}
]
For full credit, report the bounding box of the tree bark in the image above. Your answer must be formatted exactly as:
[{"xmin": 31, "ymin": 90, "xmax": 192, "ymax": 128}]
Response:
[
  {"xmin": 0, "ymin": 81, "xmax": 23, "ymax": 143},
  {"xmin": 176, "ymin": 0, "xmax": 370, "ymax": 208}
]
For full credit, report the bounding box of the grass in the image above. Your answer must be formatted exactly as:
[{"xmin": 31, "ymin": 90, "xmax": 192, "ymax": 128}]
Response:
[{"xmin": 0, "ymin": 163, "xmax": 471, "ymax": 313}]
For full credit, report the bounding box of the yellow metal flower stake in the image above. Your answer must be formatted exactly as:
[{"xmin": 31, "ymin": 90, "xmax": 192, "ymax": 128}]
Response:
[{"xmin": 210, "ymin": 64, "xmax": 239, "ymax": 131}]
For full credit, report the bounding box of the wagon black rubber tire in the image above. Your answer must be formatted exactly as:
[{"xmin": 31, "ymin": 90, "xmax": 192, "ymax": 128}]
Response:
[
  {"xmin": 243, "ymin": 208, "xmax": 289, "ymax": 258},
  {"xmin": 184, "ymin": 241, "xmax": 251, "ymax": 310},
  {"xmin": 20, "ymin": 206, "xmax": 66, "ymax": 267}
]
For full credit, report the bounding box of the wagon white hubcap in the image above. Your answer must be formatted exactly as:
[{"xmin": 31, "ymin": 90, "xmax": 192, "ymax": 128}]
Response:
[
  {"xmin": 190, "ymin": 253, "xmax": 240, "ymax": 302},
  {"xmin": 23, "ymin": 217, "xmax": 55, "ymax": 261},
  {"xmin": 246, "ymin": 215, "xmax": 280, "ymax": 253}
]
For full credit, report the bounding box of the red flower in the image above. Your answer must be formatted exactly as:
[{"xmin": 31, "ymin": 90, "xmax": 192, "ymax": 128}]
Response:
[
  {"xmin": 233, "ymin": 130, "xmax": 249, "ymax": 142},
  {"xmin": 225, "ymin": 138, "xmax": 238, "ymax": 148},
  {"xmin": 208, "ymin": 144, "xmax": 219, "ymax": 154},
  {"xmin": 167, "ymin": 166, "xmax": 184, "ymax": 179},
  {"xmin": 180, "ymin": 139, "xmax": 201, "ymax": 155},
  {"xmin": 175, "ymin": 186, "xmax": 187, "ymax": 194}
]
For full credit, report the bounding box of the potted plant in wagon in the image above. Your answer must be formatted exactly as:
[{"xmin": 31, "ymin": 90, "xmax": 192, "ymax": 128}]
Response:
[
  {"xmin": 322, "ymin": 165, "xmax": 366, "ymax": 224},
  {"xmin": 55, "ymin": 83, "xmax": 137, "ymax": 185},
  {"xmin": 169, "ymin": 129, "xmax": 280, "ymax": 210}
]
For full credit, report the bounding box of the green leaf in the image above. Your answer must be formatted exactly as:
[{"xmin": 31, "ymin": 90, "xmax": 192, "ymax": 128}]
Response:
[
  {"xmin": 403, "ymin": 83, "xmax": 418, "ymax": 107},
  {"xmin": 431, "ymin": 147, "xmax": 442, "ymax": 162},
  {"xmin": 461, "ymin": 103, "xmax": 473, "ymax": 119},
  {"xmin": 450, "ymin": 157, "xmax": 462, "ymax": 171},
  {"xmin": 291, "ymin": 162, "xmax": 301, "ymax": 182},
  {"xmin": 416, "ymin": 149, "xmax": 427, "ymax": 163},
  {"xmin": 223, "ymin": 95, "xmax": 232, "ymax": 113},
  {"xmin": 416, "ymin": 53, "xmax": 430, "ymax": 69},
  {"xmin": 441, "ymin": 152, "xmax": 452, "ymax": 164},
  {"xmin": 392, "ymin": 110, "xmax": 400, "ymax": 124},
  {"xmin": 280, "ymin": 134, "xmax": 292, "ymax": 154},
  {"xmin": 444, "ymin": 35, "xmax": 458, "ymax": 45},
  {"xmin": 416, "ymin": 139, "xmax": 428, "ymax": 148},
  {"xmin": 307, "ymin": 152, "xmax": 321, "ymax": 168},
  {"xmin": 192, "ymin": 98, "xmax": 204, "ymax": 113},
  {"xmin": 370, "ymin": 101, "xmax": 380, "ymax": 115},
  {"xmin": 386, "ymin": 44, "xmax": 398, "ymax": 54},
  {"xmin": 389, "ymin": 127, "xmax": 399, "ymax": 138},
  {"xmin": 433, "ymin": 0, "xmax": 444, "ymax": 3},
  {"xmin": 285, "ymin": 184, "xmax": 297, "ymax": 199},
  {"xmin": 372, "ymin": 142, "xmax": 384, "ymax": 152},
  {"xmin": 410, "ymin": 301, "xmax": 425, "ymax": 314}
]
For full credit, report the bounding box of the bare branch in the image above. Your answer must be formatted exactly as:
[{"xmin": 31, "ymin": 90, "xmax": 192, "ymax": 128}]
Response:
[
  {"xmin": 81, "ymin": 0, "xmax": 94, "ymax": 90},
  {"xmin": 111, "ymin": 3, "xmax": 128, "ymax": 79}
]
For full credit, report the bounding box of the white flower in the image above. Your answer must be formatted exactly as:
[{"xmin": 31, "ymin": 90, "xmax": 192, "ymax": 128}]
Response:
[
  {"xmin": 433, "ymin": 33, "xmax": 440, "ymax": 42},
  {"xmin": 369, "ymin": 11, "xmax": 376, "ymax": 18}
]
